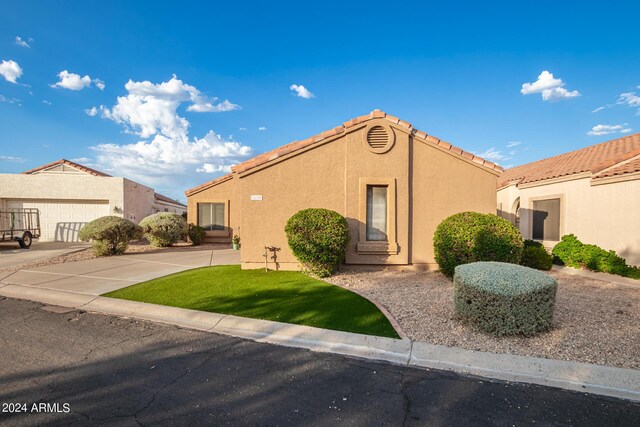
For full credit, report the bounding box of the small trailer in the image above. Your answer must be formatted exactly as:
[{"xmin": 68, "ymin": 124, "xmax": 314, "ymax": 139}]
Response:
[{"xmin": 0, "ymin": 208, "xmax": 40, "ymax": 249}]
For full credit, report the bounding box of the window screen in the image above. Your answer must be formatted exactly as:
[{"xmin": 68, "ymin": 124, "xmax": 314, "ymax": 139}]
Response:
[
  {"xmin": 532, "ymin": 199, "xmax": 560, "ymax": 241},
  {"xmin": 198, "ymin": 203, "xmax": 225, "ymax": 231},
  {"xmin": 366, "ymin": 186, "xmax": 387, "ymax": 241}
]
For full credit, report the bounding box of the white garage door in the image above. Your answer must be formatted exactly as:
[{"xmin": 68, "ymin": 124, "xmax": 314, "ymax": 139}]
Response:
[{"xmin": 7, "ymin": 200, "xmax": 110, "ymax": 242}]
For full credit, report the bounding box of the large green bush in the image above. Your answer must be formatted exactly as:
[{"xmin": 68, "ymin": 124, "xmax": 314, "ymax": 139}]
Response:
[
  {"xmin": 139, "ymin": 212, "xmax": 187, "ymax": 247},
  {"xmin": 79, "ymin": 216, "xmax": 143, "ymax": 256},
  {"xmin": 552, "ymin": 234, "xmax": 640, "ymax": 279},
  {"xmin": 521, "ymin": 240, "xmax": 553, "ymax": 271},
  {"xmin": 285, "ymin": 208, "xmax": 351, "ymax": 278},
  {"xmin": 454, "ymin": 262, "xmax": 558, "ymax": 336},
  {"xmin": 187, "ymin": 224, "xmax": 206, "ymax": 246},
  {"xmin": 433, "ymin": 212, "xmax": 524, "ymax": 277}
]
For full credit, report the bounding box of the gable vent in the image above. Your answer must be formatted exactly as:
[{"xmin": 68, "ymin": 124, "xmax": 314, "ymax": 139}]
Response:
[{"xmin": 367, "ymin": 126, "xmax": 389, "ymax": 149}]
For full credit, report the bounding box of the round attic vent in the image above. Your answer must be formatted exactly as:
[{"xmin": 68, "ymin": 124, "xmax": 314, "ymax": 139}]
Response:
[{"xmin": 363, "ymin": 123, "xmax": 395, "ymax": 153}]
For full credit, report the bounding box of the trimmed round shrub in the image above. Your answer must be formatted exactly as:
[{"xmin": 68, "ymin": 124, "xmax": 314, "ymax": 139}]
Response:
[
  {"xmin": 433, "ymin": 212, "xmax": 524, "ymax": 277},
  {"xmin": 285, "ymin": 208, "xmax": 351, "ymax": 278},
  {"xmin": 187, "ymin": 224, "xmax": 206, "ymax": 246},
  {"xmin": 79, "ymin": 216, "xmax": 143, "ymax": 256},
  {"xmin": 139, "ymin": 212, "xmax": 187, "ymax": 247},
  {"xmin": 521, "ymin": 242, "xmax": 553, "ymax": 271},
  {"xmin": 453, "ymin": 262, "xmax": 558, "ymax": 336}
]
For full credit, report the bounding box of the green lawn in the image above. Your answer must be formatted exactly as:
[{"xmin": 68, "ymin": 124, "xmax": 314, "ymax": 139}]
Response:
[{"xmin": 104, "ymin": 265, "xmax": 399, "ymax": 338}]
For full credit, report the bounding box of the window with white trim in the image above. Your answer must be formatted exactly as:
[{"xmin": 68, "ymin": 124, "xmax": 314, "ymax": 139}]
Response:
[
  {"xmin": 366, "ymin": 185, "xmax": 388, "ymax": 241},
  {"xmin": 198, "ymin": 203, "xmax": 225, "ymax": 231}
]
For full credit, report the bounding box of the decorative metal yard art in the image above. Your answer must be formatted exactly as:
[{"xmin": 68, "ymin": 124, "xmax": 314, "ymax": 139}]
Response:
[{"xmin": 263, "ymin": 246, "xmax": 280, "ymax": 272}]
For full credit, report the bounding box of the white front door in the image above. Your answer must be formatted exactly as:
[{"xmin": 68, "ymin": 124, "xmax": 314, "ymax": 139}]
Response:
[{"xmin": 7, "ymin": 199, "xmax": 110, "ymax": 242}]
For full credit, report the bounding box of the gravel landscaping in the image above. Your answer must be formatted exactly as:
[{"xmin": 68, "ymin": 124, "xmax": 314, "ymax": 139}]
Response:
[
  {"xmin": 0, "ymin": 241, "xmax": 230, "ymax": 273},
  {"xmin": 327, "ymin": 269, "xmax": 640, "ymax": 370}
]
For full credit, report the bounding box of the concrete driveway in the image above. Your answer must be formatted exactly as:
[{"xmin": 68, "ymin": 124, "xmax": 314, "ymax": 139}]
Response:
[
  {"xmin": 0, "ymin": 242, "xmax": 90, "ymax": 269},
  {"xmin": 0, "ymin": 248, "xmax": 240, "ymax": 295}
]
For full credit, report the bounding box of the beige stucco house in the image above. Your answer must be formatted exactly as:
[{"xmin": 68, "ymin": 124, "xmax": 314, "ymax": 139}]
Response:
[
  {"xmin": 497, "ymin": 132, "xmax": 640, "ymax": 266},
  {"xmin": 0, "ymin": 159, "xmax": 186, "ymax": 242},
  {"xmin": 186, "ymin": 110, "xmax": 503, "ymax": 271}
]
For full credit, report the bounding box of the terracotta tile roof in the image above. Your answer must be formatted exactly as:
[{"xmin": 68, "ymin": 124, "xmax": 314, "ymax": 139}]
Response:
[
  {"xmin": 594, "ymin": 155, "xmax": 640, "ymax": 179},
  {"xmin": 231, "ymin": 110, "xmax": 504, "ymax": 175},
  {"xmin": 22, "ymin": 159, "xmax": 112, "ymax": 177},
  {"xmin": 184, "ymin": 172, "xmax": 233, "ymax": 196},
  {"xmin": 154, "ymin": 192, "xmax": 187, "ymax": 207},
  {"xmin": 497, "ymin": 133, "xmax": 640, "ymax": 188}
]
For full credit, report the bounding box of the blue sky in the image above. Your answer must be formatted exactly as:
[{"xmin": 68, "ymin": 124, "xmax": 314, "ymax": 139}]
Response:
[{"xmin": 1, "ymin": 1, "xmax": 639, "ymax": 201}]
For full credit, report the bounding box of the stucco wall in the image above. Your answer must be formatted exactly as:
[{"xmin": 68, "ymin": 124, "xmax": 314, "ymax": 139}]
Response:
[
  {"xmin": 186, "ymin": 176, "xmax": 239, "ymax": 242},
  {"xmin": 411, "ymin": 139, "xmax": 498, "ymax": 268},
  {"xmin": 123, "ymin": 179, "xmax": 156, "ymax": 223},
  {"xmin": 0, "ymin": 174, "xmax": 124, "ymax": 213},
  {"xmin": 497, "ymin": 177, "xmax": 640, "ymax": 266}
]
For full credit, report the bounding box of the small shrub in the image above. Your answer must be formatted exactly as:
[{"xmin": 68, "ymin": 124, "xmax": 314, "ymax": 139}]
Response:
[
  {"xmin": 552, "ymin": 234, "xmax": 640, "ymax": 279},
  {"xmin": 433, "ymin": 212, "xmax": 524, "ymax": 277},
  {"xmin": 79, "ymin": 216, "xmax": 143, "ymax": 256},
  {"xmin": 187, "ymin": 224, "xmax": 206, "ymax": 246},
  {"xmin": 453, "ymin": 262, "xmax": 558, "ymax": 336},
  {"xmin": 521, "ymin": 245, "xmax": 553, "ymax": 271},
  {"xmin": 139, "ymin": 213, "xmax": 187, "ymax": 247},
  {"xmin": 524, "ymin": 239, "xmax": 543, "ymax": 249},
  {"xmin": 285, "ymin": 208, "xmax": 351, "ymax": 278}
]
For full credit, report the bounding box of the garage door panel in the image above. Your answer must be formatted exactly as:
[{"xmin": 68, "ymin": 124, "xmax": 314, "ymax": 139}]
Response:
[{"xmin": 7, "ymin": 200, "xmax": 110, "ymax": 242}]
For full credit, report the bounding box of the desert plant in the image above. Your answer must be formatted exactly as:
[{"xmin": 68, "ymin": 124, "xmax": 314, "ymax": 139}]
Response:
[
  {"xmin": 187, "ymin": 224, "xmax": 206, "ymax": 246},
  {"xmin": 453, "ymin": 262, "xmax": 558, "ymax": 336},
  {"xmin": 552, "ymin": 234, "xmax": 640, "ymax": 279},
  {"xmin": 232, "ymin": 235, "xmax": 240, "ymax": 245},
  {"xmin": 285, "ymin": 208, "xmax": 351, "ymax": 278},
  {"xmin": 433, "ymin": 212, "xmax": 524, "ymax": 277},
  {"xmin": 139, "ymin": 212, "xmax": 187, "ymax": 247},
  {"xmin": 521, "ymin": 244, "xmax": 553, "ymax": 271},
  {"xmin": 79, "ymin": 216, "xmax": 143, "ymax": 256}
]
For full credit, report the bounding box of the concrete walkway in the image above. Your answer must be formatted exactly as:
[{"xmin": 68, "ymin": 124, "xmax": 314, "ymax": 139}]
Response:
[
  {"xmin": 0, "ymin": 242, "xmax": 90, "ymax": 269},
  {"xmin": 0, "ymin": 249, "xmax": 240, "ymax": 294},
  {"xmin": 553, "ymin": 265, "xmax": 640, "ymax": 288}
]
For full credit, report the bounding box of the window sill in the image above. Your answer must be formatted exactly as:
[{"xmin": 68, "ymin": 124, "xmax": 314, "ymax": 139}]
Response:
[
  {"xmin": 356, "ymin": 241, "xmax": 399, "ymax": 255},
  {"xmin": 205, "ymin": 229, "xmax": 230, "ymax": 237}
]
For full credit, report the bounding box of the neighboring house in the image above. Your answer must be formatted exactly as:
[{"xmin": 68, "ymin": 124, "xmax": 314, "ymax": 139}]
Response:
[
  {"xmin": 0, "ymin": 159, "xmax": 186, "ymax": 242},
  {"xmin": 497, "ymin": 132, "xmax": 640, "ymax": 265},
  {"xmin": 186, "ymin": 110, "xmax": 503, "ymax": 271}
]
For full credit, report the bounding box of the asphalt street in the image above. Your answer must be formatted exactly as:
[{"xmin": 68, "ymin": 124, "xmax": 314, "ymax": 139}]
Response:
[{"xmin": 0, "ymin": 297, "xmax": 638, "ymax": 426}]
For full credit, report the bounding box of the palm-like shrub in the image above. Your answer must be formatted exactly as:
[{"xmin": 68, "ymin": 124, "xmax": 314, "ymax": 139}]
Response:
[
  {"xmin": 139, "ymin": 212, "xmax": 187, "ymax": 247},
  {"xmin": 79, "ymin": 216, "xmax": 143, "ymax": 256},
  {"xmin": 433, "ymin": 212, "xmax": 524, "ymax": 277},
  {"xmin": 285, "ymin": 208, "xmax": 351, "ymax": 278}
]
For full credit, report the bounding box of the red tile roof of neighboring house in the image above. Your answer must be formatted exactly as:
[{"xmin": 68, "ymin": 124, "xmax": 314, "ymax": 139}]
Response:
[
  {"xmin": 22, "ymin": 159, "xmax": 112, "ymax": 177},
  {"xmin": 594, "ymin": 155, "xmax": 640, "ymax": 179},
  {"xmin": 154, "ymin": 192, "xmax": 187, "ymax": 207},
  {"xmin": 186, "ymin": 110, "xmax": 503, "ymax": 196},
  {"xmin": 497, "ymin": 132, "xmax": 640, "ymax": 188}
]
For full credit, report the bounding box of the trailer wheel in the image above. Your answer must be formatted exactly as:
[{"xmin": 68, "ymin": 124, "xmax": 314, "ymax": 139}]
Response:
[{"xmin": 19, "ymin": 232, "xmax": 33, "ymax": 249}]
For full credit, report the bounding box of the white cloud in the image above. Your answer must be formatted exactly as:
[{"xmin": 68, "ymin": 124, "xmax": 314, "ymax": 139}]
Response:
[
  {"xmin": 617, "ymin": 92, "xmax": 640, "ymax": 115},
  {"xmin": 15, "ymin": 36, "xmax": 30, "ymax": 48},
  {"xmin": 521, "ymin": 71, "xmax": 580, "ymax": 101},
  {"xmin": 0, "ymin": 94, "xmax": 20, "ymax": 104},
  {"xmin": 476, "ymin": 147, "xmax": 510, "ymax": 162},
  {"xmin": 506, "ymin": 141, "xmax": 522, "ymax": 148},
  {"xmin": 92, "ymin": 75, "xmax": 249, "ymax": 186},
  {"xmin": 51, "ymin": 70, "xmax": 92, "ymax": 90},
  {"xmin": 85, "ymin": 106, "xmax": 98, "ymax": 116},
  {"xmin": 239, "ymin": 127, "xmax": 247, "ymax": 131},
  {"xmin": 258, "ymin": 126, "xmax": 267, "ymax": 131},
  {"xmin": 289, "ymin": 84, "xmax": 315, "ymax": 99},
  {"xmin": 70, "ymin": 157, "xmax": 92, "ymax": 163},
  {"xmin": 591, "ymin": 106, "xmax": 606, "ymax": 113},
  {"xmin": 94, "ymin": 79, "xmax": 105, "ymax": 90},
  {"xmin": 42, "ymin": 100, "xmax": 52, "ymax": 105},
  {"xmin": 587, "ymin": 124, "xmax": 632, "ymax": 136},
  {"xmin": 0, "ymin": 155, "xmax": 25, "ymax": 162},
  {"xmin": 0, "ymin": 60, "xmax": 23, "ymax": 84}
]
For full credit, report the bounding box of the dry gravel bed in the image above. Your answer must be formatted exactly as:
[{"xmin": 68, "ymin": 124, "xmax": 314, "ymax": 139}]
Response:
[
  {"xmin": 0, "ymin": 241, "xmax": 230, "ymax": 273},
  {"xmin": 327, "ymin": 269, "xmax": 640, "ymax": 370}
]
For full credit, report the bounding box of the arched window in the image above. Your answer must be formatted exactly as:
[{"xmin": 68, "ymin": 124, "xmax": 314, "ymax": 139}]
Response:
[{"xmin": 512, "ymin": 198, "xmax": 520, "ymax": 230}]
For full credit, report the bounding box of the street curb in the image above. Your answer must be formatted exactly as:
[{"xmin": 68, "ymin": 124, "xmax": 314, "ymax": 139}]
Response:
[{"xmin": 1, "ymin": 283, "xmax": 639, "ymax": 402}]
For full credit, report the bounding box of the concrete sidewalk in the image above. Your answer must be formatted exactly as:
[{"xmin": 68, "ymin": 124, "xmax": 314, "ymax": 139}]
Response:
[
  {"xmin": 553, "ymin": 265, "xmax": 640, "ymax": 288},
  {"xmin": 1, "ymin": 282, "xmax": 638, "ymax": 403},
  {"xmin": 0, "ymin": 249, "xmax": 240, "ymax": 294}
]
